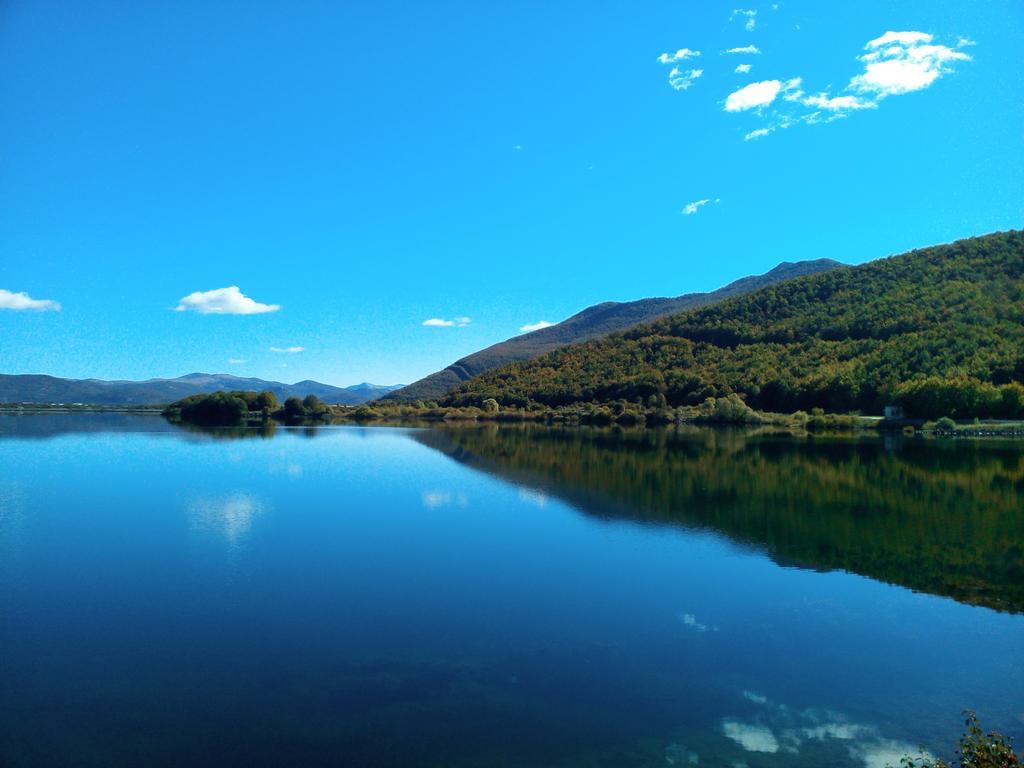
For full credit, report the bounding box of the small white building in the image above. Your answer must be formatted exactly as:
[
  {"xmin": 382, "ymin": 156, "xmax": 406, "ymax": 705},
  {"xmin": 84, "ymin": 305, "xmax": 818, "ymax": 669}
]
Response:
[{"xmin": 884, "ymin": 405, "xmax": 904, "ymax": 419}]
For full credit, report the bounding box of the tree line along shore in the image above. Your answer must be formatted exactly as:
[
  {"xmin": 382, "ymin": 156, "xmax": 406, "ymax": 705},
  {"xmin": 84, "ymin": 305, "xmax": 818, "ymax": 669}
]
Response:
[{"xmin": 157, "ymin": 389, "xmax": 1024, "ymax": 437}]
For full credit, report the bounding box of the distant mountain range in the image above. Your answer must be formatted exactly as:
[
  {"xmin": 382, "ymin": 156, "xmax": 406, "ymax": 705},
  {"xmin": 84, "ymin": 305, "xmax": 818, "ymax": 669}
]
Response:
[
  {"xmin": 385, "ymin": 258, "xmax": 844, "ymax": 402},
  {"xmin": 0, "ymin": 373, "xmax": 403, "ymax": 406}
]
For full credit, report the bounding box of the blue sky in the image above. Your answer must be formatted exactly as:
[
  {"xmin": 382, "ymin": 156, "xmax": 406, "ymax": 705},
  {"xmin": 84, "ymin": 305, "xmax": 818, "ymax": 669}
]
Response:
[{"xmin": 1, "ymin": 0, "xmax": 1021, "ymax": 386}]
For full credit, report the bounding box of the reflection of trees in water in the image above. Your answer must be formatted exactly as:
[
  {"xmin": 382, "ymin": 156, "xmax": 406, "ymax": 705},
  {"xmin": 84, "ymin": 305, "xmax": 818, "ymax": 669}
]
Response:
[
  {"xmin": 0, "ymin": 412, "xmax": 327, "ymax": 441},
  {"xmin": 172, "ymin": 422, "xmax": 330, "ymax": 440},
  {"xmin": 414, "ymin": 426, "xmax": 1024, "ymax": 613},
  {"xmin": 169, "ymin": 420, "xmax": 281, "ymax": 440}
]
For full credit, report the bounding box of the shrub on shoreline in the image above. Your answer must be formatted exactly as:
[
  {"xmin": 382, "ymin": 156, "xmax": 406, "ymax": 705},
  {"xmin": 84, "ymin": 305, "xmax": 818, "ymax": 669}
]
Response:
[{"xmin": 896, "ymin": 712, "xmax": 1021, "ymax": 767}]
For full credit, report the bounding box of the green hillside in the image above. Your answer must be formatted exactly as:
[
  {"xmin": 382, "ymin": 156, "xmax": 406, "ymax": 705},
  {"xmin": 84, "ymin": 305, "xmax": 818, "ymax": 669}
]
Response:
[
  {"xmin": 386, "ymin": 258, "xmax": 843, "ymax": 402},
  {"xmin": 443, "ymin": 231, "xmax": 1024, "ymax": 418}
]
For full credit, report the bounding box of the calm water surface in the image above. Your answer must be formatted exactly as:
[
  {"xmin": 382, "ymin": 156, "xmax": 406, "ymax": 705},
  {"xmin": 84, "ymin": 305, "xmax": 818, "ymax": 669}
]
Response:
[{"xmin": 1, "ymin": 414, "xmax": 1022, "ymax": 767}]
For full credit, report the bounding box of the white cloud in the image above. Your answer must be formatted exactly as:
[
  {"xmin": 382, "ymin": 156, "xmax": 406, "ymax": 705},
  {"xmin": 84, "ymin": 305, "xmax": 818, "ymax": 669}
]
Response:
[
  {"xmin": 730, "ymin": 8, "xmax": 757, "ymax": 31},
  {"xmin": 722, "ymin": 721, "xmax": 780, "ymax": 753},
  {"xmin": 725, "ymin": 79, "xmax": 787, "ymax": 111},
  {"xmin": 269, "ymin": 346, "xmax": 304, "ymax": 353},
  {"xmin": 227, "ymin": 357, "xmax": 247, "ymax": 364},
  {"xmin": 865, "ymin": 30, "xmax": 933, "ymax": 49},
  {"xmin": 852, "ymin": 56, "xmax": 946, "ymax": 94},
  {"xmin": 801, "ymin": 93, "xmax": 876, "ymax": 110},
  {"xmin": 725, "ymin": 30, "xmax": 971, "ymax": 140},
  {"xmin": 851, "ymin": 31, "xmax": 971, "ymax": 97},
  {"xmin": 174, "ymin": 286, "xmax": 280, "ymax": 315},
  {"xmin": 781, "ymin": 79, "xmax": 806, "ymax": 102},
  {"xmin": 520, "ymin": 320, "xmax": 554, "ymax": 333},
  {"xmin": 668, "ymin": 67, "xmax": 704, "ymax": 91},
  {"xmin": 681, "ymin": 27, "xmax": 971, "ymax": 144},
  {"xmin": 422, "ymin": 316, "xmax": 471, "ymax": 327},
  {"xmin": 657, "ymin": 48, "xmax": 702, "ymax": 91},
  {"xmin": 0, "ymin": 289, "xmax": 60, "ymax": 312},
  {"xmin": 657, "ymin": 48, "xmax": 701, "ymax": 64},
  {"xmin": 682, "ymin": 199, "xmax": 710, "ymax": 215},
  {"xmin": 780, "ymin": 77, "xmax": 803, "ymax": 93}
]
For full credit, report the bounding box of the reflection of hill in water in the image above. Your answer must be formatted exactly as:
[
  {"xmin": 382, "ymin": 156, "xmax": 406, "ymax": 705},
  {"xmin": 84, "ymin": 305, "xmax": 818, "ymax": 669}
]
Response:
[
  {"xmin": 0, "ymin": 412, "xmax": 179, "ymax": 440},
  {"xmin": 413, "ymin": 426, "xmax": 1024, "ymax": 614},
  {"xmin": 0, "ymin": 412, "xmax": 342, "ymax": 443},
  {"xmin": 0, "ymin": 412, "xmax": 289, "ymax": 441}
]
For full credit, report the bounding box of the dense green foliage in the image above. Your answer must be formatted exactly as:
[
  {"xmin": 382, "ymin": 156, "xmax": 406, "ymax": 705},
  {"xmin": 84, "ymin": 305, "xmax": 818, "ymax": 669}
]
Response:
[
  {"xmin": 415, "ymin": 426, "xmax": 1024, "ymax": 612},
  {"xmin": 282, "ymin": 394, "xmax": 329, "ymax": 421},
  {"xmin": 900, "ymin": 713, "xmax": 1022, "ymax": 767},
  {"xmin": 387, "ymin": 259, "xmax": 842, "ymax": 401},
  {"xmin": 163, "ymin": 390, "xmax": 328, "ymax": 425},
  {"xmin": 284, "ymin": 396, "xmax": 306, "ymax": 420},
  {"xmin": 444, "ymin": 232, "xmax": 1024, "ymax": 419},
  {"xmin": 164, "ymin": 390, "xmax": 280, "ymax": 425},
  {"xmin": 894, "ymin": 377, "xmax": 1024, "ymax": 419}
]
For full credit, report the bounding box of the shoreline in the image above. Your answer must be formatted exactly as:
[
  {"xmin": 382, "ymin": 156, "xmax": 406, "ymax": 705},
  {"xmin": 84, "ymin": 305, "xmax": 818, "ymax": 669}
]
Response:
[{"xmin": 4, "ymin": 403, "xmax": 1023, "ymax": 439}]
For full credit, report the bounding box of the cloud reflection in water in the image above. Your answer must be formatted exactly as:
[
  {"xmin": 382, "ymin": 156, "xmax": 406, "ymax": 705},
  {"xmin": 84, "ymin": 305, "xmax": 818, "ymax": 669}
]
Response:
[
  {"xmin": 720, "ymin": 691, "xmax": 932, "ymax": 767},
  {"xmin": 188, "ymin": 493, "xmax": 265, "ymax": 543},
  {"xmin": 421, "ymin": 490, "xmax": 468, "ymax": 509}
]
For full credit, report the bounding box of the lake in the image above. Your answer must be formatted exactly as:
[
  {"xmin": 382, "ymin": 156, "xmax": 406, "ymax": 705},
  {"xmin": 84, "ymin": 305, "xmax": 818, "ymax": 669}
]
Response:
[{"xmin": 1, "ymin": 414, "xmax": 1022, "ymax": 767}]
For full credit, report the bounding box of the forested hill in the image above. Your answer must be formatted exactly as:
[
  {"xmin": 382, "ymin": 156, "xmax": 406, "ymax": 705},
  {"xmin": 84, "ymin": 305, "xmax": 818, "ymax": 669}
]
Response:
[
  {"xmin": 442, "ymin": 231, "xmax": 1024, "ymax": 418},
  {"xmin": 385, "ymin": 258, "xmax": 843, "ymax": 402}
]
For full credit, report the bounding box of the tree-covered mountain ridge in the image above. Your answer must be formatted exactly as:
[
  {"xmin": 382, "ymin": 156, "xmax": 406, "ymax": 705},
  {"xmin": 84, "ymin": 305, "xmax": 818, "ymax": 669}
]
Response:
[
  {"xmin": 386, "ymin": 258, "xmax": 844, "ymax": 402},
  {"xmin": 443, "ymin": 230, "xmax": 1024, "ymax": 418}
]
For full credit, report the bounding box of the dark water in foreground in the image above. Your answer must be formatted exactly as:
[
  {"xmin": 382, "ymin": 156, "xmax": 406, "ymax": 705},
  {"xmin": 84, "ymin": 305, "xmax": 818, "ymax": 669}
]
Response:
[{"xmin": 0, "ymin": 414, "xmax": 1021, "ymax": 767}]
